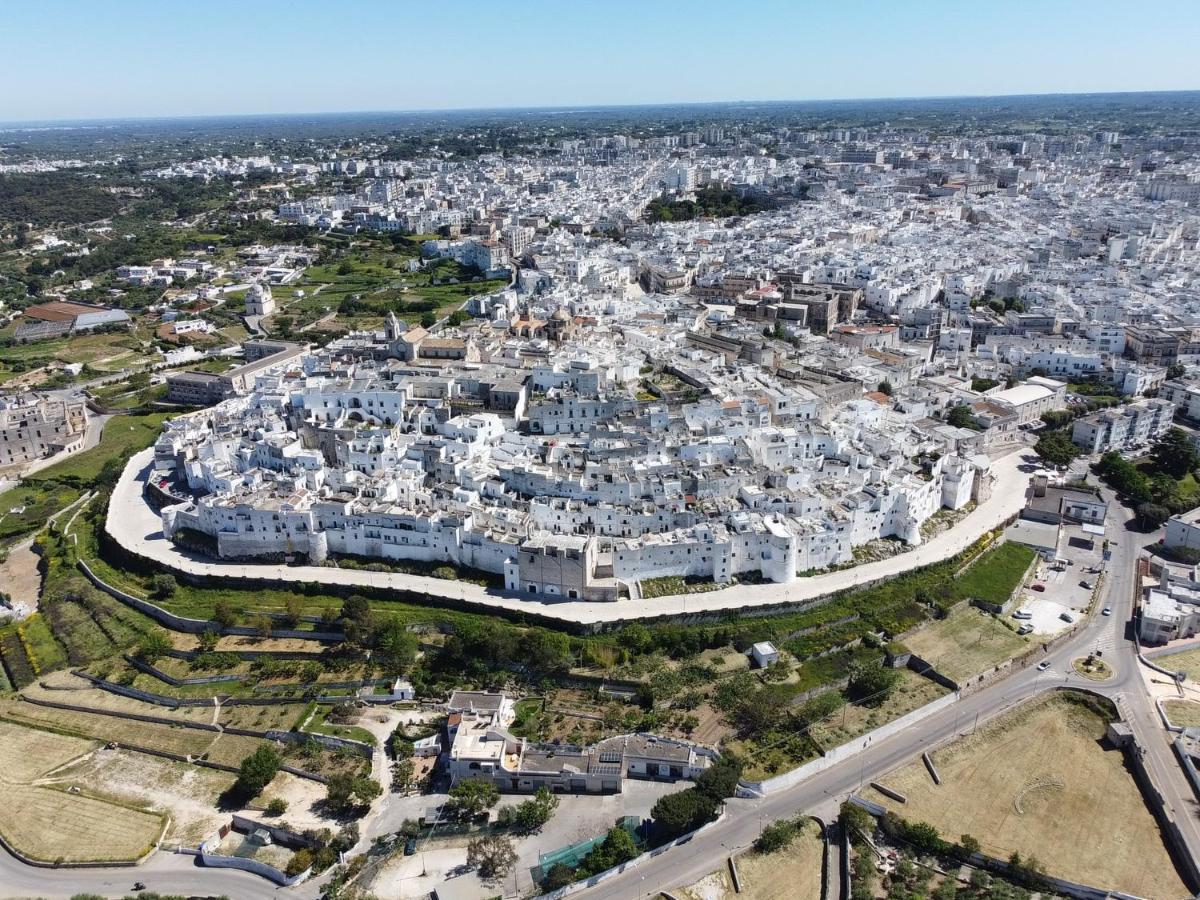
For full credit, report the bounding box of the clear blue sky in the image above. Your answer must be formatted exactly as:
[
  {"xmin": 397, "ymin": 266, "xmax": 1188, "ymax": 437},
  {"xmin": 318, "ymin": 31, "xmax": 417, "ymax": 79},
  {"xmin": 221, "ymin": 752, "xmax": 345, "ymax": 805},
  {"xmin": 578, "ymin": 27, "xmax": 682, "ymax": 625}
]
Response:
[{"xmin": 4, "ymin": 0, "xmax": 1198, "ymax": 122}]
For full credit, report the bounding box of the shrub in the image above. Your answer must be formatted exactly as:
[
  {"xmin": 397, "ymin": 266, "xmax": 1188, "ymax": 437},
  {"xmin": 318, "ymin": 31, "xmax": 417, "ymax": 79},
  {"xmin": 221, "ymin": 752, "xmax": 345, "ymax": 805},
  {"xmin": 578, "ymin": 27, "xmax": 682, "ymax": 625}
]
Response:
[
  {"xmin": 285, "ymin": 847, "xmax": 313, "ymax": 876},
  {"xmin": 265, "ymin": 798, "xmax": 288, "ymax": 816}
]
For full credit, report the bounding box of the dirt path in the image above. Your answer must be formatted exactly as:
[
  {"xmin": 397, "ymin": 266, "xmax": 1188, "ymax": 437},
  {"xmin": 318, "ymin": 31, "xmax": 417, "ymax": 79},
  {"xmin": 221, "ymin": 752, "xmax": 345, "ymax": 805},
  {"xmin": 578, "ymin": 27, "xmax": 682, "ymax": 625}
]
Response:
[{"xmin": 0, "ymin": 536, "xmax": 42, "ymax": 616}]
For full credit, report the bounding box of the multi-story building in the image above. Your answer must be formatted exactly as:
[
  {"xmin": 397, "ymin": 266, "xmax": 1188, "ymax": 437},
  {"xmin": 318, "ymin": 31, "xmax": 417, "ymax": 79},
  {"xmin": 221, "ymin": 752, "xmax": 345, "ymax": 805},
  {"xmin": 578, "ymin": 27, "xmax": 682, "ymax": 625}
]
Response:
[{"xmin": 1070, "ymin": 398, "xmax": 1175, "ymax": 454}]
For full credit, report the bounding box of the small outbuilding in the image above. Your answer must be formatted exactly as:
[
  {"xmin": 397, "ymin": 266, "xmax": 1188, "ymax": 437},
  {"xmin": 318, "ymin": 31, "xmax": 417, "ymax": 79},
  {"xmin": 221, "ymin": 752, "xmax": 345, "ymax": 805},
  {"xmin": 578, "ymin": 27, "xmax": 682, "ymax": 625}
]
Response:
[{"xmin": 750, "ymin": 641, "xmax": 780, "ymax": 669}]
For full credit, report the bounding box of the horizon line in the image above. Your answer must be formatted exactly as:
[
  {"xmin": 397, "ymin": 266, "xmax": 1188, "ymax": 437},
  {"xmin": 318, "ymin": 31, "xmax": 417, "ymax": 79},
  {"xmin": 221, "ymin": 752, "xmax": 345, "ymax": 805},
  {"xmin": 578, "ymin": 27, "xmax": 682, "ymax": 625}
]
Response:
[{"xmin": 3, "ymin": 87, "xmax": 1200, "ymax": 129}]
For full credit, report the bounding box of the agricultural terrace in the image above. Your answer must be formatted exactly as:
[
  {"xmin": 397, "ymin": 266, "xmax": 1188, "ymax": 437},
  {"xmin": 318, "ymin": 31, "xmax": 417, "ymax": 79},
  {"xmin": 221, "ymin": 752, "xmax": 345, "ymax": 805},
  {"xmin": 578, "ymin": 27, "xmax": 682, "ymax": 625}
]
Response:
[
  {"xmin": 0, "ymin": 718, "xmax": 166, "ymax": 863},
  {"xmin": 864, "ymin": 692, "xmax": 1189, "ymax": 899}
]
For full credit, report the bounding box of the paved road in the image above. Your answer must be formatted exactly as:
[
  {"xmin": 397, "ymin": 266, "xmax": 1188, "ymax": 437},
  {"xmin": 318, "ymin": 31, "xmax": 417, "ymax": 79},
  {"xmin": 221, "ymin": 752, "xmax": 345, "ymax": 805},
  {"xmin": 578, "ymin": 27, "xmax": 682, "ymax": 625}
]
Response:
[
  {"xmin": 576, "ymin": 499, "xmax": 1200, "ymax": 900},
  {"xmin": 107, "ymin": 447, "xmax": 1035, "ymax": 625}
]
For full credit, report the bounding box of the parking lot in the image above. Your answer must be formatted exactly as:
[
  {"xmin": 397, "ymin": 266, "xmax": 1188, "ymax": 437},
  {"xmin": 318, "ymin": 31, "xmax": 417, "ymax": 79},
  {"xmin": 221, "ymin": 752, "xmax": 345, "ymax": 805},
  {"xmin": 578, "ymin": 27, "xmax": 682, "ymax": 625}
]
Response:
[{"xmin": 1008, "ymin": 521, "xmax": 1106, "ymax": 638}]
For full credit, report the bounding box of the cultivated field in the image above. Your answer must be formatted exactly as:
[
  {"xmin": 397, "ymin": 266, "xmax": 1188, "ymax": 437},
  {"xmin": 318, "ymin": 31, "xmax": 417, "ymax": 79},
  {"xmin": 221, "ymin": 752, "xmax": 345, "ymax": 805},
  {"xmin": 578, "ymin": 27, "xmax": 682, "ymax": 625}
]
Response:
[
  {"xmin": 0, "ymin": 783, "xmax": 165, "ymax": 862},
  {"xmin": 0, "ymin": 718, "xmax": 166, "ymax": 863},
  {"xmin": 864, "ymin": 693, "xmax": 1188, "ymax": 899},
  {"xmin": 679, "ymin": 819, "xmax": 823, "ymax": 900},
  {"xmin": 50, "ymin": 748, "xmax": 233, "ymax": 846},
  {"xmin": 0, "ymin": 718, "xmax": 95, "ymax": 781},
  {"xmin": 903, "ymin": 605, "xmax": 1029, "ymax": 684}
]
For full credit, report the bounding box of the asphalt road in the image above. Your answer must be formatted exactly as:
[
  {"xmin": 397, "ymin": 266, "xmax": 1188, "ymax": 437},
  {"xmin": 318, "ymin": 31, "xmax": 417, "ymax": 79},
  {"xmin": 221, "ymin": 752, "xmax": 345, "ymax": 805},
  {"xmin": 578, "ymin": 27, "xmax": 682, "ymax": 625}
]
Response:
[{"xmin": 576, "ymin": 499, "xmax": 1200, "ymax": 900}]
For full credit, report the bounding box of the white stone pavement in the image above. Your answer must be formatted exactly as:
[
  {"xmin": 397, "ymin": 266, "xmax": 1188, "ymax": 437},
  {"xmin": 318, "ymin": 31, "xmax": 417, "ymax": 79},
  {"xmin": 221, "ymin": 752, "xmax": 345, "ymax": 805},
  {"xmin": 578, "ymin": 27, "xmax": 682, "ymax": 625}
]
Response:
[{"xmin": 107, "ymin": 447, "xmax": 1033, "ymax": 626}]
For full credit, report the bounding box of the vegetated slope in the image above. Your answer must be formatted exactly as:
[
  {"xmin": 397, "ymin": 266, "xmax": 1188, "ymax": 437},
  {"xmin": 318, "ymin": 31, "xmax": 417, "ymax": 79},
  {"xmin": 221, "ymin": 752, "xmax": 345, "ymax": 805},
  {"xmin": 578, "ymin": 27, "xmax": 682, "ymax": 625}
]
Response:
[{"xmin": 0, "ymin": 173, "xmax": 120, "ymax": 225}]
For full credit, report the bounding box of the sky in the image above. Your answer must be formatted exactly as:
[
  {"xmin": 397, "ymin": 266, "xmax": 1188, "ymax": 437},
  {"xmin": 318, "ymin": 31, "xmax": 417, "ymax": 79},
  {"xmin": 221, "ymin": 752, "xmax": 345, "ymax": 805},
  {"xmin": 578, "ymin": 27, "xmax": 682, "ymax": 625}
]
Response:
[{"xmin": 3, "ymin": 0, "xmax": 1199, "ymax": 122}]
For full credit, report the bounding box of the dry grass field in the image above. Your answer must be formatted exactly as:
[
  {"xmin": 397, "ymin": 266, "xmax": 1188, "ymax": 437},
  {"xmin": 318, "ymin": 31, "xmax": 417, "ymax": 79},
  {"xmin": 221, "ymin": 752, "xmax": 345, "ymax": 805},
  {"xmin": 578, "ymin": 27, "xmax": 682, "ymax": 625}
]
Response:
[
  {"xmin": 903, "ymin": 605, "xmax": 1029, "ymax": 683},
  {"xmin": 864, "ymin": 693, "xmax": 1189, "ymax": 899},
  {"xmin": 1164, "ymin": 699, "xmax": 1200, "ymax": 728},
  {"xmin": 51, "ymin": 749, "xmax": 233, "ymax": 846},
  {"xmin": 679, "ymin": 819, "xmax": 823, "ymax": 900},
  {"xmin": 0, "ymin": 718, "xmax": 166, "ymax": 862},
  {"xmin": 1154, "ymin": 646, "xmax": 1200, "ymax": 678},
  {"xmin": 0, "ymin": 718, "xmax": 95, "ymax": 781}
]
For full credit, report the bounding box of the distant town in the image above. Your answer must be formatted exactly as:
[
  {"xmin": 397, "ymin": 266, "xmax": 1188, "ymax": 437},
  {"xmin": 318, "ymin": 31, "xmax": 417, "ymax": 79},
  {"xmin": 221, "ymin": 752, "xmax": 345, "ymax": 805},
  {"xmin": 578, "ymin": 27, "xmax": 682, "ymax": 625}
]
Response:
[{"xmin": 2, "ymin": 92, "xmax": 1200, "ymax": 900}]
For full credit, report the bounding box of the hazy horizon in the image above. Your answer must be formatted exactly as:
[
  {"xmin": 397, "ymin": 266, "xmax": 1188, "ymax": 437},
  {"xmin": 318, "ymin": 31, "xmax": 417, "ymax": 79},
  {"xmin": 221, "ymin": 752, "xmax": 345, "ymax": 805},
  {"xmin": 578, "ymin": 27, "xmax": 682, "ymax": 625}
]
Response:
[{"xmin": 3, "ymin": 0, "xmax": 1199, "ymax": 122}]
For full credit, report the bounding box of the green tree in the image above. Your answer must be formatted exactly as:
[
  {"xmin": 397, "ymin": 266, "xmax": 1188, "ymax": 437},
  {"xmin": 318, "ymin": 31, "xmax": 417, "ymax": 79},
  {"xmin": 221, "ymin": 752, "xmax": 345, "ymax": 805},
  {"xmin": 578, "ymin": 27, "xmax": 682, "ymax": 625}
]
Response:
[
  {"xmin": 1151, "ymin": 428, "xmax": 1199, "ymax": 479},
  {"xmin": 374, "ymin": 618, "xmax": 418, "ymax": 673},
  {"xmin": 518, "ymin": 628, "xmax": 571, "ymax": 674},
  {"xmin": 945, "ymin": 405, "xmax": 976, "ymax": 429},
  {"xmin": 876, "ymin": 380, "xmax": 894, "ymax": 396},
  {"xmin": 467, "ymin": 833, "xmax": 517, "ymax": 879},
  {"xmin": 506, "ymin": 786, "xmax": 560, "ymax": 833},
  {"xmin": 578, "ymin": 826, "xmax": 639, "ymax": 876},
  {"xmin": 233, "ymin": 746, "xmax": 282, "ymax": 801},
  {"xmin": 651, "ymin": 788, "xmax": 717, "ymax": 839},
  {"xmin": 839, "ymin": 801, "xmax": 875, "ymax": 844},
  {"xmin": 1033, "ymin": 429, "xmax": 1079, "ymax": 467},
  {"xmin": 212, "ymin": 599, "xmax": 239, "ymax": 630},
  {"xmin": 149, "ymin": 573, "xmax": 177, "ymax": 600},
  {"xmin": 1137, "ymin": 501, "xmax": 1171, "ymax": 530},
  {"xmin": 324, "ymin": 774, "xmax": 382, "ymax": 815},
  {"xmin": 695, "ymin": 754, "xmax": 743, "ymax": 801},
  {"xmin": 846, "ymin": 662, "xmax": 901, "ymax": 706},
  {"xmin": 135, "ymin": 629, "xmax": 172, "ymax": 664},
  {"xmin": 448, "ymin": 778, "xmax": 500, "ymax": 817}
]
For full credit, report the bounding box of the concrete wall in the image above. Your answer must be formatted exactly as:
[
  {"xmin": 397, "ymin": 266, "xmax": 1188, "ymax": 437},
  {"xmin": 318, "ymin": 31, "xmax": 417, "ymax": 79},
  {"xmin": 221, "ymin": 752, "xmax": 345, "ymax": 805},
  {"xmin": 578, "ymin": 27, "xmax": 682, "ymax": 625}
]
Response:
[{"xmin": 198, "ymin": 836, "xmax": 308, "ymax": 886}]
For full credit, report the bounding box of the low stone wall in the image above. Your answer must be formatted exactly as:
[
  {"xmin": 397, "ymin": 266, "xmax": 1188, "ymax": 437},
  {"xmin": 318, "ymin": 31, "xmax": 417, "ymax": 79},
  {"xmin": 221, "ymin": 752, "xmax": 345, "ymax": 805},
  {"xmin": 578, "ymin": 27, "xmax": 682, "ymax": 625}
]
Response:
[
  {"xmin": 739, "ymin": 691, "xmax": 959, "ymax": 797},
  {"xmin": 124, "ymin": 654, "xmax": 240, "ymax": 687},
  {"xmin": 265, "ymin": 728, "xmax": 374, "ymax": 759}
]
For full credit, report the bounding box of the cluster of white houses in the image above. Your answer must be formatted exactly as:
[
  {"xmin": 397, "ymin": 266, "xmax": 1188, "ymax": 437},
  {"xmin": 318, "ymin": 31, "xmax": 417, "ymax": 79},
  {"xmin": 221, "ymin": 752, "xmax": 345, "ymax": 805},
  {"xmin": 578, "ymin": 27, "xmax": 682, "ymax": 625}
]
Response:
[
  {"xmin": 153, "ymin": 330, "xmax": 1005, "ymax": 601},
  {"xmin": 442, "ymin": 692, "xmax": 713, "ymax": 794}
]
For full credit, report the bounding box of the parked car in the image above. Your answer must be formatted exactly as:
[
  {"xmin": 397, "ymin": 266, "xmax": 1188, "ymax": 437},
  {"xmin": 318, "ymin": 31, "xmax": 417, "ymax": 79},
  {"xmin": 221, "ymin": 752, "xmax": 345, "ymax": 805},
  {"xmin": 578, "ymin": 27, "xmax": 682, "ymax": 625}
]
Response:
[
  {"xmin": 1079, "ymin": 580, "xmax": 1092, "ymax": 590},
  {"xmin": 1037, "ymin": 661, "xmax": 1051, "ymax": 672},
  {"xmin": 1012, "ymin": 609, "xmax": 1034, "ymax": 620},
  {"xmin": 1017, "ymin": 624, "xmax": 1034, "ymax": 635},
  {"xmin": 1060, "ymin": 611, "xmax": 1075, "ymax": 623},
  {"xmin": 1031, "ymin": 583, "xmax": 1046, "ymax": 592},
  {"xmin": 404, "ymin": 837, "xmax": 417, "ymax": 856},
  {"xmin": 1102, "ymin": 606, "xmax": 1112, "ymax": 616}
]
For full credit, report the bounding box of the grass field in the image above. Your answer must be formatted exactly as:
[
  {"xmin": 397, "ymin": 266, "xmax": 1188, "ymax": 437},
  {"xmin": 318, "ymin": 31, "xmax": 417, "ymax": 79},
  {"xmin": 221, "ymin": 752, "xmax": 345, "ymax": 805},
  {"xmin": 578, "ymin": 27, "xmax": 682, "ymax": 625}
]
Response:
[
  {"xmin": 680, "ymin": 819, "xmax": 823, "ymax": 900},
  {"xmin": 0, "ymin": 717, "xmax": 165, "ymax": 863},
  {"xmin": 903, "ymin": 605, "xmax": 1029, "ymax": 683},
  {"xmin": 1152, "ymin": 646, "xmax": 1200, "ymax": 678},
  {"xmin": 1164, "ymin": 700, "xmax": 1200, "ymax": 728},
  {"xmin": 949, "ymin": 541, "xmax": 1035, "ymax": 607},
  {"xmin": 0, "ymin": 482, "xmax": 82, "ymax": 542},
  {"xmin": 864, "ymin": 693, "xmax": 1189, "ymax": 899},
  {"xmin": 0, "ymin": 718, "xmax": 95, "ymax": 781}
]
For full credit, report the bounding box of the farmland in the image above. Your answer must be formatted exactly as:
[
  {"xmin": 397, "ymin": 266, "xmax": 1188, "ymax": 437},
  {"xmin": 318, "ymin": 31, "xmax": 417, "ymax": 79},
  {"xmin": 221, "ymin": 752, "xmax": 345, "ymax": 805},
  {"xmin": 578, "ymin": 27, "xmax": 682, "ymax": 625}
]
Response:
[{"xmin": 0, "ymin": 717, "xmax": 166, "ymax": 863}]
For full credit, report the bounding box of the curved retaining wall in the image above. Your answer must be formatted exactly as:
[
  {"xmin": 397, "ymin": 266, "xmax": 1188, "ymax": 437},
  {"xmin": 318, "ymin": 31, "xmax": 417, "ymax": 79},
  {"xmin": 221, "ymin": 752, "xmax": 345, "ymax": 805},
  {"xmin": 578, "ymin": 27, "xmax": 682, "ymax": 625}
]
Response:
[{"xmin": 198, "ymin": 837, "xmax": 308, "ymax": 886}]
